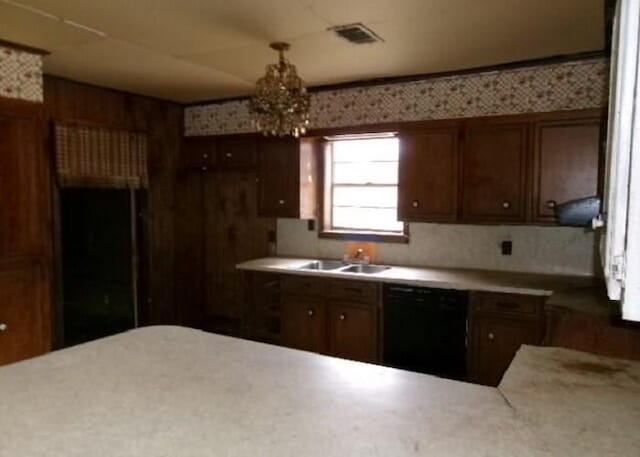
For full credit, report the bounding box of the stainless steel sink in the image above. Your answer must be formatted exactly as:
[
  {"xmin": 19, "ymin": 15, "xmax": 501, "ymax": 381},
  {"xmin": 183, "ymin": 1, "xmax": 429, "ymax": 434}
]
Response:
[
  {"xmin": 298, "ymin": 260, "xmax": 345, "ymax": 271},
  {"xmin": 341, "ymin": 264, "xmax": 391, "ymax": 274}
]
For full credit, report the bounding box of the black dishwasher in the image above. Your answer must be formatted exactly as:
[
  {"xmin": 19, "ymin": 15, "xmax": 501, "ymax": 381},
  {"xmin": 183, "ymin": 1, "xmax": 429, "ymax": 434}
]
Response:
[{"xmin": 383, "ymin": 284, "xmax": 468, "ymax": 380}]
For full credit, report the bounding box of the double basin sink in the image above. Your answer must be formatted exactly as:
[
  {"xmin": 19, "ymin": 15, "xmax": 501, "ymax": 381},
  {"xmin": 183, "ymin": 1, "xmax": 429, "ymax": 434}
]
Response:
[{"xmin": 297, "ymin": 260, "xmax": 391, "ymax": 275}]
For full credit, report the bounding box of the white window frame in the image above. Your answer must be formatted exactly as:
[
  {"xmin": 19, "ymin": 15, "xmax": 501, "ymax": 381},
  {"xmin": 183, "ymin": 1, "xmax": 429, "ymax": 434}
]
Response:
[{"xmin": 321, "ymin": 133, "xmax": 407, "ymax": 239}]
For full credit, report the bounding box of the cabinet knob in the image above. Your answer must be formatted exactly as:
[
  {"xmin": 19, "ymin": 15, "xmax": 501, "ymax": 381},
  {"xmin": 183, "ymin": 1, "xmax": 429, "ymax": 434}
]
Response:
[
  {"xmin": 0, "ymin": 323, "xmax": 7, "ymax": 332},
  {"xmin": 488, "ymin": 332, "xmax": 495, "ymax": 340},
  {"xmin": 278, "ymin": 199, "xmax": 285, "ymax": 205},
  {"xmin": 501, "ymin": 201, "xmax": 511, "ymax": 209},
  {"xmin": 202, "ymin": 153, "xmax": 208, "ymax": 159},
  {"xmin": 339, "ymin": 314, "xmax": 346, "ymax": 321},
  {"xmin": 225, "ymin": 152, "xmax": 232, "ymax": 158},
  {"xmin": 412, "ymin": 200, "xmax": 419, "ymax": 208},
  {"xmin": 546, "ymin": 200, "xmax": 557, "ymax": 209},
  {"xmin": 307, "ymin": 309, "xmax": 314, "ymax": 317},
  {"xmin": 201, "ymin": 166, "xmax": 208, "ymax": 171}
]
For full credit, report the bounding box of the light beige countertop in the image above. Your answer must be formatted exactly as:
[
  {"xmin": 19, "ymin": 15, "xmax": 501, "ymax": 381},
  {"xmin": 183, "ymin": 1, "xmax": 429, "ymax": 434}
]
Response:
[
  {"xmin": 2, "ymin": 327, "xmax": 637, "ymax": 456},
  {"xmin": 499, "ymin": 345, "xmax": 640, "ymax": 456},
  {"xmin": 0, "ymin": 326, "xmax": 549, "ymax": 457},
  {"xmin": 237, "ymin": 256, "xmax": 598, "ymax": 297}
]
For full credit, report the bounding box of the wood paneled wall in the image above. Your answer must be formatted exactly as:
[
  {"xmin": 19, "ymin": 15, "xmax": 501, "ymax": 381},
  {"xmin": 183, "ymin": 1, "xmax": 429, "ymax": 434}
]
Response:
[
  {"xmin": 174, "ymin": 139, "xmax": 277, "ymax": 334},
  {"xmin": 43, "ymin": 76, "xmax": 183, "ymax": 334}
]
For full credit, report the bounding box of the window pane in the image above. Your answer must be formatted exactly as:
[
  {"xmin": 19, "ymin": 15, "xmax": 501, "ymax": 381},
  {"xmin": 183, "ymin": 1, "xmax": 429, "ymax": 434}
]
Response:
[
  {"xmin": 333, "ymin": 162, "xmax": 398, "ymax": 184},
  {"xmin": 333, "ymin": 186, "xmax": 397, "ymax": 208},
  {"xmin": 333, "ymin": 138, "xmax": 399, "ymax": 162},
  {"xmin": 333, "ymin": 207, "xmax": 403, "ymax": 232}
]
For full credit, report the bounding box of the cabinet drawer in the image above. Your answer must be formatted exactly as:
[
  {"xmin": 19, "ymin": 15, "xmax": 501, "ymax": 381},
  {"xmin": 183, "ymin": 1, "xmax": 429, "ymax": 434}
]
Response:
[
  {"xmin": 471, "ymin": 292, "xmax": 544, "ymax": 317},
  {"xmin": 328, "ymin": 280, "xmax": 379, "ymax": 305},
  {"xmin": 281, "ymin": 275, "xmax": 326, "ymax": 296}
]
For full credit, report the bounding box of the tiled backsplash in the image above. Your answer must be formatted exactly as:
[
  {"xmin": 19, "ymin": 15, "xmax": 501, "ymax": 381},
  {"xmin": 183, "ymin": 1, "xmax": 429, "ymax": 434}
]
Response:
[
  {"xmin": 185, "ymin": 58, "xmax": 608, "ymax": 136},
  {"xmin": 0, "ymin": 45, "xmax": 43, "ymax": 102},
  {"xmin": 276, "ymin": 219, "xmax": 598, "ymax": 277}
]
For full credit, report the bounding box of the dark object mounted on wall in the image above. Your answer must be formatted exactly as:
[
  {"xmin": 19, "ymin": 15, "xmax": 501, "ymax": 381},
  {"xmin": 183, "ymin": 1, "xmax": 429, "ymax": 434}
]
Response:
[{"xmin": 554, "ymin": 196, "xmax": 601, "ymax": 227}]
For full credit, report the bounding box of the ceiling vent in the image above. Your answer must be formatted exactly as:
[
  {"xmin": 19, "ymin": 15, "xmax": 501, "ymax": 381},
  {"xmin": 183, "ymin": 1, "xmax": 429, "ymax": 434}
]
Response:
[{"xmin": 330, "ymin": 23, "xmax": 383, "ymax": 44}]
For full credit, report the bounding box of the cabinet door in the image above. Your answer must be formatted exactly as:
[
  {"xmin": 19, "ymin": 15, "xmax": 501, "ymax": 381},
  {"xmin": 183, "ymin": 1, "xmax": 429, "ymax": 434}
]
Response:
[
  {"xmin": 462, "ymin": 123, "xmax": 528, "ymax": 222},
  {"xmin": 217, "ymin": 137, "xmax": 257, "ymax": 170},
  {"xmin": 281, "ymin": 295, "xmax": 326, "ymax": 353},
  {"xmin": 182, "ymin": 137, "xmax": 215, "ymax": 171},
  {"xmin": 0, "ymin": 263, "xmax": 49, "ymax": 366},
  {"xmin": 469, "ymin": 316, "xmax": 541, "ymax": 386},
  {"xmin": 398, "ymin": 129, "xmax": 459, "ymax": 222},
  {"xmin": 258, "ymin": 138, "xmax": 299, "ymax": 217},
  {"xmin": 0, "ymin": 112, "xmax": 48, "ymax": 257},
  {"xmin": 532, "ymin": 119, "xmax": 601, "ymax": 222},
  {"xmin": 328, "ymin": 302, "xmax": 377, "ymax": 363}
]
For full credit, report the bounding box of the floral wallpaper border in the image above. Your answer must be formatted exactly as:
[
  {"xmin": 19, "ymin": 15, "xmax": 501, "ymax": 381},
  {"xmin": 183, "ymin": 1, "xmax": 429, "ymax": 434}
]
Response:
[
  {"xmin": 0, "ymin": 45, "xmax": 43, "ymax": 102},
  {"xmin": 185, "ymin": 58, "xmax": 609, "ymax": 136}
]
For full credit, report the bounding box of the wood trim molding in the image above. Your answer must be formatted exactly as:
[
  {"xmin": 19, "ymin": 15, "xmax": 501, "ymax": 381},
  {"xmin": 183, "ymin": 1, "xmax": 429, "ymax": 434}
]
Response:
[{"xmin": 0, "ymin": 38, "xmax": 49, "ymax": 56}]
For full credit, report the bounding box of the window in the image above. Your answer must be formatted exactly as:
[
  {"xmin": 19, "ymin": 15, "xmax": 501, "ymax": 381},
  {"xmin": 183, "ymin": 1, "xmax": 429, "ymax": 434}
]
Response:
[{"xmin": 322, "ymin": 134, "xmax": 405, "ymax": 237}]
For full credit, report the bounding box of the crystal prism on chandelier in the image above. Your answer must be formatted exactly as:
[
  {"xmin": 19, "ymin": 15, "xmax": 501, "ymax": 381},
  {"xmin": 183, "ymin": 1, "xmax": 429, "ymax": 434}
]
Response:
[{"xmin": 249, "ymin": 42, "xmax": 311, "ymax": 138}]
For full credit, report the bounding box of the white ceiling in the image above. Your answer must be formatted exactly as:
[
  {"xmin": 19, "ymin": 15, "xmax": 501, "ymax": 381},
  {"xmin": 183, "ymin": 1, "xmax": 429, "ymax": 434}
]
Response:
[{"xmin": 0, "ymin": 0, "xmax": 605, "ymax": 103}]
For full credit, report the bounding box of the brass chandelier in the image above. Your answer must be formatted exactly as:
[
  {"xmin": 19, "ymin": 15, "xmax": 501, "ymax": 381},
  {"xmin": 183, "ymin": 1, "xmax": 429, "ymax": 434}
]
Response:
[{"xmin": 250, "ymin": 42, "xmax": 310, "ymax": 137}]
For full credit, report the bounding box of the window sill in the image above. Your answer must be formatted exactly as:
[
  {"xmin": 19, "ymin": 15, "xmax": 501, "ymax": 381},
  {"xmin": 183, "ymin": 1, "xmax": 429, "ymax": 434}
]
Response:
[{"xmin": 319, "ymin": 229, "xmax": 409, "ymax": 244}]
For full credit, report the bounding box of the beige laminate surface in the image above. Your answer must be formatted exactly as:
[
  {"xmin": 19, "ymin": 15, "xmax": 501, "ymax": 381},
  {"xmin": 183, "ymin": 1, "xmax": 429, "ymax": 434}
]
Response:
[
  {"xmin": 0, "ymin": 326, "xmax": 550, "ymax": 457},
  {"xmin": 237, "ymin": 256, "xmax": 597, "ymax": 297},
  {"xmin": 499, "ymin": 345, "xmax": 640, "ymax": 456}
]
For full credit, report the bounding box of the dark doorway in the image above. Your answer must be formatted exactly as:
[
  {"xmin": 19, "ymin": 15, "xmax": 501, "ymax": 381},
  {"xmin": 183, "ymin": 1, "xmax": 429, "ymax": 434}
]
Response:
[{"xmin": 60, "ymin": 188, "xmax": 142, "ymax": 346}]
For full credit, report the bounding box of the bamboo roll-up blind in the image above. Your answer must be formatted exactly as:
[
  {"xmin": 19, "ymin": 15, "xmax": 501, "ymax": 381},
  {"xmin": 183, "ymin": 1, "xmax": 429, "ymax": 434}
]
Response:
[{"xmin": 54, "ymin": 124, "xmax": 148, "ymax": 188}]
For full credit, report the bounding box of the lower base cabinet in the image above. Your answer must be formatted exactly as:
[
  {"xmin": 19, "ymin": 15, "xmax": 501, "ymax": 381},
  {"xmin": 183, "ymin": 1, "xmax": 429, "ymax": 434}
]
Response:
[
  {"xmin": 281, "ymin": 296, "xmax": 327, "ymax": 354},
  {"xmin": 328, "ymin": 302, "xmax": 377, "ymax": 363},
  {"xmin": 280, "ymin": 276, "xmax": 379, "ymax": 363},
  {"xmin": 0, "ymin": 259, "xmax": 50, "ymax": 366},
  {"xmin": 467, "ymin": 292, "xmax": 546, "ymax": 386},
  {"xmin": 244, "ymin": 273, "xmax": 548, "ymax": 383}
]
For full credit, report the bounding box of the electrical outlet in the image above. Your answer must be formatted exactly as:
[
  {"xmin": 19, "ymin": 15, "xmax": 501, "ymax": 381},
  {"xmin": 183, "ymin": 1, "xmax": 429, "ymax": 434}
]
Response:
[{"xmin": 501, "ymin": 240, "xmax": 513, "ymax": 256}]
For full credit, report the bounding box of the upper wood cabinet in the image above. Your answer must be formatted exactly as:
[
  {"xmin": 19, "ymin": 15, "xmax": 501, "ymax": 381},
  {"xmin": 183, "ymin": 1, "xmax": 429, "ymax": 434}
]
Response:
[
  {"xmin": 531, "ymin": 116, "xmax": 602, "ymax": 222},
  {"xmin": 182, "ymin": 136, "xmax": 257, "ymax": 172},
  {"xmin": 461, "ymin": 122, "xmax": 528, "ymax": 223},
  {"xmin": 257, "ymin": 137, "xmax": 318, "ymax": 219},
  {"xmin": 182, "ymin": 137, "xmax": 215, "ymax": 171},
  {"xmin": 398, "ymin": 128, "xmax": 460, "ymax": 222},
  {"xmin": 217, "ymin": 136, "xmax": 257, "ymax": 170}
]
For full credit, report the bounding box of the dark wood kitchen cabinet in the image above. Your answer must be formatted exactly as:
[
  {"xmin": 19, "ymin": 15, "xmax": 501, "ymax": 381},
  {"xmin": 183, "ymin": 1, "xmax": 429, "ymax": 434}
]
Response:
[
  {"xmin": 532, "ymin": 115, "xmax": 602, "ymax": 222},
  {"xmin": 0, "ymin": 259, "xmax": 50, "ymax": 366},
  {"xmin": 328, "ymin": 302, "xmax": 377, "ymax": 363},
  {"xmin": 462, "ymin": 121, "xmax": 528, "ymax": 223},
  {"xmin": 182, "ymin": 136, "xmax": 216, "ymax": 171},
  {"xmin": 243, "ymin": 272, "xmax": 281, "ymax": 344},
  {"xmin": 468, "ymin": 292, "xmax": 546, "ymax": 386},
  {"xmin": 257, "ymin": 137, "xmax": 318, "ymax": 219},
  {"xmin": 281, "ymin": 295, "xmax": 327, "ymax": 353},
  {"xmin": 217, "ymin": 136, "xmax": 257, "ymax": 170},
  {"xmin": 398, "ymin": 128, "xmax": 460, "ymax": 222},
  {"xmin": 0, "ymin": 98, "xmax": 51, "ymax": 366},
  {"xmin": 279, "ymin": 275, "xmax": 379, "ymax": 363}
]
